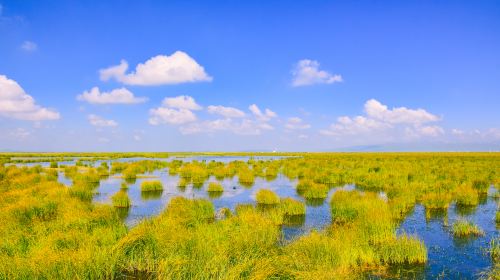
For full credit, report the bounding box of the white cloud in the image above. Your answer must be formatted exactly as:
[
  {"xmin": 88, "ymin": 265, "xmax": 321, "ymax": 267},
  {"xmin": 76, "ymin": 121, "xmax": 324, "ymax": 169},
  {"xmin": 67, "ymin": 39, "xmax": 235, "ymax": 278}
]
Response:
[
  {"xmin": 291, "ymin": 59, "xmax": 342, "ymax": 87},
  {"xmin": 320, "ymin": 99, "xmax": 442, "ymax": 140},
  {"xmin": 415, "ymin": 125, "xmax": 445, "ymax": 137},
  {"xmin": 88, "ymin": 114, "xmax": 118, "ymax": 127},
  {"xmin": 149, "ymin": 95, "xmax": 201, "ymax": 125},
  {"xmin": 99, "ymin": 51, "xmax": 212, "ymax": 86},
  {"xmin": 320, "ymin": 116, "xmax": 390, "ymax": 136},
  {"xmin": 162, "ymin": 95, "xmax": 202, "ymax": 110},
  {"xmin": 285, "ymin": 117, "xmax": 311, "ymax": 130},
  {"xmin": 149, "ymin": 97, "xmax": 277, "ymax": 136},
  {"xmin": 0, "ymin": 75, "xmax": 60, "ymax": 121},
  {"xmin": 77, "ymin": 87, "xmax": 147, "ymax": 105},
  {"xmin": 149, "ymin": 107, "xmax": 197, "ymax": 125},
  {"xmin": 207, "ymin": 105, "xmax": 245, "ymax": 118},
  {"xmin": 364, "ymin": 99, "xmax": 439, "ymax": 124},
  {"xmin": 21, "ymin": 41, "xmax": 37, "ymax": 52},
  {"xmin": 249, "ymin": 104, "xmax": 277, "ymax": 121}
]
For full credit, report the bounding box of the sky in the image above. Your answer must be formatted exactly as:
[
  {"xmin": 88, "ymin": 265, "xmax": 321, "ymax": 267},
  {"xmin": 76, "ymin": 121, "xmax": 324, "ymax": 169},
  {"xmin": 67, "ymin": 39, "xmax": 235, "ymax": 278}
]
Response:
[{"xmin": 0, "ymin": 0, "xmax": 499, "ymax": 152}]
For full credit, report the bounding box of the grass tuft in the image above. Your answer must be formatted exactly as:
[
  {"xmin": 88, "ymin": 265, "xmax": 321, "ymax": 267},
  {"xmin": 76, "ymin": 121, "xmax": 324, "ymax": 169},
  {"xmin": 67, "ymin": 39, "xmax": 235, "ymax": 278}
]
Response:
[
  {"xmin": 452, "ymin": 219, "xmax": 484, "ymax": 237},
  {"xmin": 112, "ymin": 190, "xmax": 131, "ymax": 208},
  {"xmin": 255, "ymin": 189, "xmax": 280, "ymax": 205},
  {"xmin": 141, "ymin": 180, "xmax": 163, "ymax": 192}
]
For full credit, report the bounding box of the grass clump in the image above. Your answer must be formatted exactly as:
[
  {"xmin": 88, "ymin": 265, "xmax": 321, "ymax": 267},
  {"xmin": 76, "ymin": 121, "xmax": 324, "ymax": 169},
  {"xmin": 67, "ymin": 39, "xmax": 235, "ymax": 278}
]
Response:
[
  {"xmin": 111, "ymin": 190, "xmax": 131, "ymax": 208},
  {"xmin": 296, "ymin": 179, "xmax": 314, "ymax": 194},
  {"xmin": 421, "ymin": 192, "xmax": 452, "ymax": 210},
  {"xmin": 280, "ymin": 197, "xmax": 306, "ymax": 216},
  {"xmin": 207, "ymin": 182, "xmax": 224, "ymax": 193},
  {"xmin": 255, "ymin": 189, "xmax": 280, "ymax": 205},
  {"xmin": 455, "ymin": 184, "xmax": 479, "ymax": 206},
  {"xmin": 303, "ymin": 183, "xmax": 328, "ymax": 199},
  {"xmin": 141, "ymin": 180, "xmax": 163, "ymax": 192},
  {"xmin": 452, "ymin": 219, "xmax": 484, "ymax": 237},
  {"xmin": 376, "ymin": 234, "xmax": 427, "ymax": 264},
  {"xmin": 472, "ymin": 179, "xmax": 490, "ymax": 194}
]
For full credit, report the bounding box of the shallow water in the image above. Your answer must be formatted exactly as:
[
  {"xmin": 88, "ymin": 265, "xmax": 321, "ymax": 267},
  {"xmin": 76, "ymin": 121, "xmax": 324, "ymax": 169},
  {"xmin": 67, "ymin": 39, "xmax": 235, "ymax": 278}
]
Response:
[
  {"xmin": 383, "ymin": 192, "xmax": 498, "ymax": 279},
  {"xmin": 17, "ymin": 156, "xmax": 500, "ymax": 278}
]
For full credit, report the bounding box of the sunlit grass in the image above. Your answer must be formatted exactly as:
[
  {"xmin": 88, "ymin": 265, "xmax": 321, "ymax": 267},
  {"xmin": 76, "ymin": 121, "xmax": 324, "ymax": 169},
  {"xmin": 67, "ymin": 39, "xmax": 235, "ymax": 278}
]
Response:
[
  {"xmin": 256, "ymin": 189, "xmax": 280, "ymax": 205},
  {"xmin": 452, "ymin": 219, "xmax": 484, "ymax": 237},
  {"xmin": 207, "ymin": 182, "xmax": 224, "ymax": 193},
  {"xmin": 111, "ymin": 190, "xmax": 131, "ymax": 208},
  {"xmin": 303, "ymin": 183, "xmax": 328, "ymax": 199},
  {"xmin": 140, "ymin": 180, "xmax": 163, "ymax": 192}
]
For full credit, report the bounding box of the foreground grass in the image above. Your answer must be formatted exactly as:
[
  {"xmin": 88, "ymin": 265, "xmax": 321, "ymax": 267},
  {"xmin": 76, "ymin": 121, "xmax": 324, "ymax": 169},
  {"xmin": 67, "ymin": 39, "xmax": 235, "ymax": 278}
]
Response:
[{"xmin": 1, "ymin": 152, "xmax": 499, "ymax": 279}]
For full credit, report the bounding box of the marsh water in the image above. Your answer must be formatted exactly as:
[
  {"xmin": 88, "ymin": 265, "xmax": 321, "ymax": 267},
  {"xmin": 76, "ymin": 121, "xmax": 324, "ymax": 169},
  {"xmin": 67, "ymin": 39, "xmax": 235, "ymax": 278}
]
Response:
[{"xmin": 18, "ymin": 156, "xmax": 499, "ymax": 278}]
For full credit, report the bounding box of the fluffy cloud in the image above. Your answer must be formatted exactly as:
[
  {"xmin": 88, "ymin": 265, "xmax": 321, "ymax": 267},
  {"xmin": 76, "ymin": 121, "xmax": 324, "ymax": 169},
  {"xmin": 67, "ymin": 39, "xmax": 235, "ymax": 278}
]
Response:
[
  {"xmin": 149, "ymin": 95, "xmax": 199, "ymax": 125},
  {"xmin": 207, "ymin": 105, "xmax": 245, "ymax": 118},
  {"xmin": 149, "ymin": 107, "xmax": 197, "ymax": 125},
  {"xmin": 99, "ymin": 51, "xmax": 212, "ymax": 86},
  {"xmin": 292, "ymin": 59, "xmax": 342, "ymax": 87},
  {"xmin": 320, "ymin": 99, "xmax": 442, "ymax": 139},
  {"xmin": 88, "ymin": 114, "xmax": 118, "ymax": 127},
  {"xmin": 0, "ymin": 75, "xmax": 60, "ymax": 121},
  {"xmin": 364, "ymin": 99, "xmax": 439, "ymax": 124},
  {"xmin": 249, "ymin": 104, "xmax": 277, "ymax": 121},
  {"xmin": 320, "ymin": 116, "xmax": 389, "ymax": 136},
  {"xmin": 149, "ymin": 95, "xmax": 277, "ymax": 136},
  {"xmin": 285, "ymin": 117, "xmax": 311, "ymax": 130},
  {"xmin": 21, "ymin": 41, "xmax": 37, "ymax": 52},
  {"xmin": 162, "ymin": 95, "xmax": 202, "ymax": 110},
  {"xmin": 77, "ymin": 87, "xmax": 148, "ymax": 105}
]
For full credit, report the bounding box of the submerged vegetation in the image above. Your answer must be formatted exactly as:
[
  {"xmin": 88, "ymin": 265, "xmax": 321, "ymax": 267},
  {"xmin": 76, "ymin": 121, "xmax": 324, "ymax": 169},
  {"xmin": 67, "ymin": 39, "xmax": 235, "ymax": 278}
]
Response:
[{"xmin": 0, "ymin": 152, "xmax": 498, "ymax": 279}]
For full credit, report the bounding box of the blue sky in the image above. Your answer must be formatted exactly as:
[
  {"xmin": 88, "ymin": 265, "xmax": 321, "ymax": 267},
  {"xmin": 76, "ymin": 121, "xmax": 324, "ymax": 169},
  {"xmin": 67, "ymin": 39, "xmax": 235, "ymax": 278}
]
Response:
[{"xmin": 0, "ymin": 0, "xmax": 499, "ymax": 151}]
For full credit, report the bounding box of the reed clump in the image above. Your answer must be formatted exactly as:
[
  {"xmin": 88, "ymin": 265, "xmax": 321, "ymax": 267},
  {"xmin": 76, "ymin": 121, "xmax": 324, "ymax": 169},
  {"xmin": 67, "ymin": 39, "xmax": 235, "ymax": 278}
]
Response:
[
  {"xmin": 452, "ymin": 219, "xmax": 484, "ymax": 237},
  {"xmin": 141, "ymin": 180, "xmax": 163, "ymax": 192},
  {"xmin": 454, "ymin": 184, "xmax": 479, "ymax": 206},
  {"xmin": 207, "ymin": 182, "xmax": 224, "ymax": 193},
  {"xmin": 280, "ymin": 197, "xmax": 306, "ymax": 216},
  {"xmin": 421, "ymin": 192, "xmax": 452, "ymax": 210},
  {"xmin": 256, "ymin": 189, "xmax": 280, "ymax": 205},
  {"xmin": 112, "ymin": 190, "xmax": 131, "ymax": 208},
  {"xmin": 303, "ymin": 183, "xmax": 329, "ymax": 199}
]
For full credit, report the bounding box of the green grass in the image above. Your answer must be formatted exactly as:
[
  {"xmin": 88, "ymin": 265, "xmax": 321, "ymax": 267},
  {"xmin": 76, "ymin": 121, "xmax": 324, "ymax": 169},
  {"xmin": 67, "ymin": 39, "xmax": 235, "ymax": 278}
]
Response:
[
  {"xmin": 255, "ymin": 189, "xmax": 280, "ymax": 205},
  {"xmin": 376, "ymin": 234, "xmax": 428, "ymax": 264},
  {"xmin": 452, "ymin": 219, "xmax": 484, "ymax": 237},
  {"xmin": 303, "ymin": 183, "xmax": 328, "ymax": 199},
  {"xmin": 111, "ymin": 190, "xmax": 131, "ymax": 208},
  {"xmin": 455, "ymin": 184, "xmax": 479, "ymax": 206},
  {"xmin": 491, "ymin": 238, "xmax": 500, "ymax": 262},
  {"xmin": 296, "ymin": 179, "xmax": 314, "ymax": 193},
  {"xmin": 280, "ymin": 197, "xmax": 306, "ymax": 216},
  {"xmin": 140, "ymin": 180, "xmax": 163, "ymax": 192},
  {"xmin": 421, "ymin": 192, "xmax": 452, "ymax": 210},
  {"xmin": 207, "ymin": 182, "xmax": 224, "ymax": 192},
  {"xmin": 3, "ymin": 152, "xmax": 500, "ymax": 279}
]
